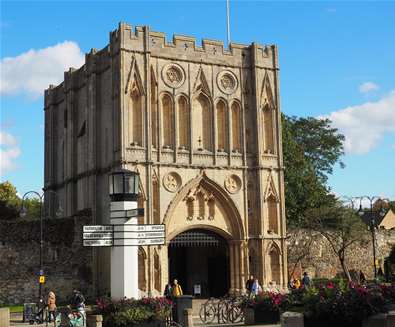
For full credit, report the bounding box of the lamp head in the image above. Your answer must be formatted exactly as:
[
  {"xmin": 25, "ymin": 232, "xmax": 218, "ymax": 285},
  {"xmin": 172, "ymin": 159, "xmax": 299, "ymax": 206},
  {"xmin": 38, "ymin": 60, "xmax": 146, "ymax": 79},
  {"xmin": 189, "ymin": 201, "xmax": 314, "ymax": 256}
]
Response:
[{"xmin": 109, "ymin": 169, "xmax": 140, "ymax": 202}]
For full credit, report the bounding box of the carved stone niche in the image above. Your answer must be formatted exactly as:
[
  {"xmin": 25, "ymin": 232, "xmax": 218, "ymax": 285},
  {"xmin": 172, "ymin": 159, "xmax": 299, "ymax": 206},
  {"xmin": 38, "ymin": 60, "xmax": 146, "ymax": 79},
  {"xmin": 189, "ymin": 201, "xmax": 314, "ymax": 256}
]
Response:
[
  {"xmin": 163, "ymin": 172, "xmax": 182, "ymax": 193},
  {"xmin": 162, "ymin": 63, "xmax": 185, "ymax": 89},
  {"xmin": 224, "ymin": 174, "xmax": 242, "ymax": 194},
  {"xmin": 217, "ymin": 70, "xmax": 238, "ymax": 95}
]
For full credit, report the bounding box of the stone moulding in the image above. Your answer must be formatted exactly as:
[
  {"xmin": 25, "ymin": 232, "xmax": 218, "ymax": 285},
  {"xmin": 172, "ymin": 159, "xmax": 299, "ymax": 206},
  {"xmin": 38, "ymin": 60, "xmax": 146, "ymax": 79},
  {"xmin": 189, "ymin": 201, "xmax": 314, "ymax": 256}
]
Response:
[
  {"xmin": 161, "ymin": 63, "xmax": 185, "ymax": 89},
  {"xmin": 217, "ymin": 70, "xmax": 238, "ymax": 95}
]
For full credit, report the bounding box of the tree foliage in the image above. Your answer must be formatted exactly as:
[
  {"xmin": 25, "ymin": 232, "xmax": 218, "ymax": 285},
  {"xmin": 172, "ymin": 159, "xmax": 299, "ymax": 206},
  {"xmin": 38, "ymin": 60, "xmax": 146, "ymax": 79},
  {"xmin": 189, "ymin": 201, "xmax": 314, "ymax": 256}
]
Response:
[
  {"xmin": 0, "ymin": 181, "xmax": 41, "ymax": 220},
  {"xmin": 305, "ymin": 204, "xmax": 369, "ymax": 281},
  {"xmin": 282, "ymin": 114, "xmax": 345, "ymax": 227}
]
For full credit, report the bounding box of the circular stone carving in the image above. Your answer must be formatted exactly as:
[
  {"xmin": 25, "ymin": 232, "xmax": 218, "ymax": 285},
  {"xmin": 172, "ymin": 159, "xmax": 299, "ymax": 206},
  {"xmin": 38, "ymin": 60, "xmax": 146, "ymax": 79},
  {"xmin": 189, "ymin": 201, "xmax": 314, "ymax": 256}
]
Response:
[
  {"xmin": 224, "ymin": 174, "xmax": 242, "ymax": 194},
  {"xmin": 217, "ymin": 70, "xmax": 238, "ymax": 94},
  {"xmin": 162, "ymin": 63, "xmax": 185, "ymax": 88},
  {"xmin": 163, "ymin": 172, "xmax": 182, "ymax": 193}
]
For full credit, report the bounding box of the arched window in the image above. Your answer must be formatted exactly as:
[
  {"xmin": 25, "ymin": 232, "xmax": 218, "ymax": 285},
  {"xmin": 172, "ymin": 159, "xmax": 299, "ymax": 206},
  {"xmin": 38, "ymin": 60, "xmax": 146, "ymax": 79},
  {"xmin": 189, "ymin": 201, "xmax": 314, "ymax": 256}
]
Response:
[
  {"xmin": 161, "ymin": 94, "xmax": 174, "ymax": 149},
  {"xmin": 231, "ymin": 102, "xmax": 241, "ymax": 152},
  {"xmin": 216, "ymin": 100, "xmax": 227, "ymax": 152},
  {"xmin": 154, "ymin": 250, "xmax": 161, "ymax": 292},
  {"xmin": 268, "ymin": 246, "xmax": 281, "ymax": 285},
  {"xmin": 153, "ymin": 177, "xmax": 160, "ymax": 224},
  {"xmin": 193, "ymin": 94, "xmax": 212, "ymax": 151},
  {"xmin": 262, "ymin": 106, "xmax": 274, "ymax": 154},
  {"xmin": 138, "ymin": 247, "xmax": 147, "ymax": 291},
  {"xmin": 267, "ymin": 195, "xmax": 278, "ymax": 234},
  {"xmin": 151, "ymin": 77, "xmax": 157, "ymax": 148},
  {"xmin": 129, "ymin": 82, "xmax": 143, "ymax": 146},
  {"xmin": 178, "ymin": 96, "xmax": 189, "ymax": 149}
]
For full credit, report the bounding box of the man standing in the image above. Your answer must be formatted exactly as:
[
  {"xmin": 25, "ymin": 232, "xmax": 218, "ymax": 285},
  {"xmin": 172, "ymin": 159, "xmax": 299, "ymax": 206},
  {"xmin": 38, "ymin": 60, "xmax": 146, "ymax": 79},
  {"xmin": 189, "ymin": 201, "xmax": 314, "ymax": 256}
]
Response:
[
  {"xmin": 245, "ymin": 275, "xmax": 254, "ymax": 296},
  {"xmin": 172, "ymin": 279, "xmax": 183, "ymax": 297},
  {"xmin": 302, "ymin": 272, "xmax": 311, "ymax": 288}
]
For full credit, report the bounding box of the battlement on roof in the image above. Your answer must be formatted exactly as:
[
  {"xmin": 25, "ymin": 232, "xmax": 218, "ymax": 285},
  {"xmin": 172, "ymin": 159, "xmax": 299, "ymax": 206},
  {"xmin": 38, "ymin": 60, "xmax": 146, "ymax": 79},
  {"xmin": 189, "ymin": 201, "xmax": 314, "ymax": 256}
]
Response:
[
  {"xmin": 45, "ymin": 22, "xmax": 278, "ymax": 99},
  {"xmin": 110, "ymin": 22, "xmax": 275, "ymax": 58}
]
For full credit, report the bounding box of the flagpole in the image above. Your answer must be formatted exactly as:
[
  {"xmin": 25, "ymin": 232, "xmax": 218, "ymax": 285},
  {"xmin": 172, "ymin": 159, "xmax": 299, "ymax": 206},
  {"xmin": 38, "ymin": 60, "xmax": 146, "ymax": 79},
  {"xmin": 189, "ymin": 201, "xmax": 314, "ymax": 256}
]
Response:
[{"xmin": 226, "ymin": 0, "xmax": 231, "ymax": 47}]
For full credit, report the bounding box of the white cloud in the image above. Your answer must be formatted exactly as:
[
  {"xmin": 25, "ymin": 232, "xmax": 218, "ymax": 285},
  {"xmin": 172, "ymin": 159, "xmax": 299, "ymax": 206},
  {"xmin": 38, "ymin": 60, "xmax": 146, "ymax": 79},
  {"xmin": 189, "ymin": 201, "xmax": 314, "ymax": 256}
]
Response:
[
  {"xmin": 324, "ymin": 90, "xmax": 395, "ymax": 154},
  {"xmin": 0, "ymin": 41, "xmax": 84, "ymax": 98},
  {"xmin": 0, "ymin": 131, "xmax": 21, "ymax": 176},
  {"xmin": 359, "ymin": 82, "xmax": 379, "ymax": 94}
]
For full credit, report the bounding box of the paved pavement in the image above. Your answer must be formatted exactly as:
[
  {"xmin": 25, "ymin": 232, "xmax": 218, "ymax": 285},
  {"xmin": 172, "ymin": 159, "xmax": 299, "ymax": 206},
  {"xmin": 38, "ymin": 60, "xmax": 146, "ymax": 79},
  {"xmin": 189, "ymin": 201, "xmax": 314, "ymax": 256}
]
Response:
[{"xmin": 10, "ymin": 312, "xmax": 280, "ymax": 327}]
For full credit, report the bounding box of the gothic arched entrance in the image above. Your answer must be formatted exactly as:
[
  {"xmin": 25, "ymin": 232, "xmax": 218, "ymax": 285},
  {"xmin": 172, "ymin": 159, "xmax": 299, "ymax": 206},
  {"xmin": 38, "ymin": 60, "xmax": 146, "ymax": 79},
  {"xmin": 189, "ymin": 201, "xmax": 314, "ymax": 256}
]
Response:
[{"xmin": 168, "ymin": 229, "xmax": 230, "ymax": 297}]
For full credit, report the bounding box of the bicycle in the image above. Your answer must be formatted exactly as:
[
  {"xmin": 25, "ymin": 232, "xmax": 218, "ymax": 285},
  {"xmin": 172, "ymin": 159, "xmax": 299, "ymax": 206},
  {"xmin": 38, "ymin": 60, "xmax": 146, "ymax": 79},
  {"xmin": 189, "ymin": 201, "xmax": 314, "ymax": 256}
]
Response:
[{"xmin": 199, "ymin": 298, "xmax": 217, "ymax": 324}]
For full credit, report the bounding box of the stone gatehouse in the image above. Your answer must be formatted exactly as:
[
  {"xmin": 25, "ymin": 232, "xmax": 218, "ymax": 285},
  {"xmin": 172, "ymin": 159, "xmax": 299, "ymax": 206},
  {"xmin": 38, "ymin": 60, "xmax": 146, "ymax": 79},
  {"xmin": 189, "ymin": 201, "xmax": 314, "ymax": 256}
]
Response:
[{"xmin": 44, "ymin": 23, "xmax": 287, "ymax": 297}]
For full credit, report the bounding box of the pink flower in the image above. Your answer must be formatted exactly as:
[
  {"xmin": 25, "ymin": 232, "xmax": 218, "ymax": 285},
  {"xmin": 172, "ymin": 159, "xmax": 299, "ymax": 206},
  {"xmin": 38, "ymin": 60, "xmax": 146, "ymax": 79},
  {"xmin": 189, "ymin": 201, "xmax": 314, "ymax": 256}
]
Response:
[{"xmin": 327, "ymin": 281, "xmax": 335, "ymax": 289}]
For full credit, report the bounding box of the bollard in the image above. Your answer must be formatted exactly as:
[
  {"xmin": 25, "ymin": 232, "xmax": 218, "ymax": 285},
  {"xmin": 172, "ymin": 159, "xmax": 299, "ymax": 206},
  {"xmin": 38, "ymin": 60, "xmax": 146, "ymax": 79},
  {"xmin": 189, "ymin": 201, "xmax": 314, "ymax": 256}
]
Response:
[
  {"xmin": 362, "ymin": 313, "xmax": 387, "ymax": 327},
  {"xmin": 281, "ymin": 312, "xmax": 304, "ymax": 327},
  {"xmin": 0, "ymin": 308, "xmax": 10, "ymax": 327},
  {"xmin": 183, "ymin": 308, "xmax": 194, "ymax": 327},
  {"xmin": 86, "ymin": 314, "xmax": 103, "ymax": 327}
]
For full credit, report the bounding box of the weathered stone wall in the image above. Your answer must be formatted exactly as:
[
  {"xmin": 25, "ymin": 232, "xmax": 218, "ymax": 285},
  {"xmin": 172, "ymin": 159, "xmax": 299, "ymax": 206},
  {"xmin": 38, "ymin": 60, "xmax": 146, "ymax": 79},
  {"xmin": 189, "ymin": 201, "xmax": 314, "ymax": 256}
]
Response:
[
  {"xmin": 0, "ymin": 216, "xmax": 93, "ymax": 304},
  {"xmin": 287, "ymin": 228, "xmax": 395, "ymax": 280}
]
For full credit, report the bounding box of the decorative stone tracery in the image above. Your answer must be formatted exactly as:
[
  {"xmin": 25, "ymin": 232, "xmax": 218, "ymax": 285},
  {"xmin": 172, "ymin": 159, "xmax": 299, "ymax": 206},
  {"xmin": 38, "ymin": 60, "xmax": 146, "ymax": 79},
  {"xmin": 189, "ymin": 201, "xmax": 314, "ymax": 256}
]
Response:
[
  {"xmin": 224, "ymin": 174, "xmax": 242, "ymax": 194},
  {"xmin": 162, "ymin": 63, "xmax": 185, "ymax": 88},
  {"xmin": 217, "ymin": 70, "xmax": 238, "ymax": 95},
  {"xmin": 163, "ymin": 172, "xmax": 182, "ymax": 193}
]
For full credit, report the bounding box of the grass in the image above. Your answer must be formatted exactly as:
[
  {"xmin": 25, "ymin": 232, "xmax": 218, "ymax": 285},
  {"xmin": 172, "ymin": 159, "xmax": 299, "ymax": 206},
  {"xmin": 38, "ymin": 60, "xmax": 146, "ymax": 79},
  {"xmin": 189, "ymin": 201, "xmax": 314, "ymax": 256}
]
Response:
[{"xmin": 0, "ymin": 305, "xmax": 24, "ymax": 313}]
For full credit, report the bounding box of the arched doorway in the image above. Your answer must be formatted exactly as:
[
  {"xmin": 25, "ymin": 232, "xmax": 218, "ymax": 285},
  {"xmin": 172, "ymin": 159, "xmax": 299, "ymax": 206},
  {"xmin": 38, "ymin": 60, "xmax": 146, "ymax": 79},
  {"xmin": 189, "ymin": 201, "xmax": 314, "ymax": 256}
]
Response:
[{"xmin": 168, "ymin": 229, "xmax": 230, "ymax": 297}]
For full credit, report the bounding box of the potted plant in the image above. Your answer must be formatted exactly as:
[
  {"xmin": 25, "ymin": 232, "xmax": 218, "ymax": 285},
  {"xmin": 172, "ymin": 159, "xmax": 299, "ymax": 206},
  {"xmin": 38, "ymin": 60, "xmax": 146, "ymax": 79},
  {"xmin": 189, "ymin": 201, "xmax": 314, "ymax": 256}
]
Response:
[{"xmin": 240, "ymin": 292, "xmax": 290, "ymax": 324}]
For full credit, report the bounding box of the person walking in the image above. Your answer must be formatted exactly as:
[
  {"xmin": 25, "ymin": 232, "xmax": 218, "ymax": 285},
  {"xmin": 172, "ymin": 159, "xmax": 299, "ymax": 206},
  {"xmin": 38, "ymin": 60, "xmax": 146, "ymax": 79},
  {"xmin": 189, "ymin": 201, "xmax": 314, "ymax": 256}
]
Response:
[
  {"xmin": 245, "ymin": 275, "xmax": 254, "ymax": 296},
  {"xmin": 302, "ymin": 272, "xmax": 311, "ymax": 288},
  {"xmin": 164, "ymin": 282, "xmax": 172, "ymax": 299},
  {"xmin": 251, "ymin": 278, "xmax": 262, "ymax": 296},
  {"xmin": 47, "ymin": 291, "xmax": 57, "ymax": 323},
  {"xmin": 172, "ymin": 279, "xmax": 183, "ymax": 297}
]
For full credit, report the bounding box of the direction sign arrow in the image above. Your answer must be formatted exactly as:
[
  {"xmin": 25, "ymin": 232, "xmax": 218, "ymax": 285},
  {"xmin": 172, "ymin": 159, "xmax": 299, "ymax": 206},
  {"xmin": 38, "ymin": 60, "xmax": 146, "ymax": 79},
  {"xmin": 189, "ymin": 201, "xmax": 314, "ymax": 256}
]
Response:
[
  {"xmin": 83, "ymin": 225, "xmax": 113, "ymax": 233},
  {"xmin": 83, "ymin": 232, "xmax": 113, "ymax": 240},
  {"xmin": 83, "ymin": 239, "xmax": 113, "ymax": 247},
  {"xmin": 110, "ymin": 208, "xmax": 144, "ymax": 219},
  {"xmin": 113, "ymin": 238, "xmax": 165, "ymax": 246}
]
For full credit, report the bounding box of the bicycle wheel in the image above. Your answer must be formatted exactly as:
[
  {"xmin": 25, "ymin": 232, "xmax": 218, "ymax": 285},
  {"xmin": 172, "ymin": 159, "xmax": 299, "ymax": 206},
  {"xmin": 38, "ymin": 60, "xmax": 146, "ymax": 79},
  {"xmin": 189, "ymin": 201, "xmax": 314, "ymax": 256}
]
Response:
[
  {"xmin": 227, "ymin": 304, "xmax": 243, "ymax": 323},
  {"xmin": 199, "ymin": 305, "xmax": 216, "ymax": 324}
]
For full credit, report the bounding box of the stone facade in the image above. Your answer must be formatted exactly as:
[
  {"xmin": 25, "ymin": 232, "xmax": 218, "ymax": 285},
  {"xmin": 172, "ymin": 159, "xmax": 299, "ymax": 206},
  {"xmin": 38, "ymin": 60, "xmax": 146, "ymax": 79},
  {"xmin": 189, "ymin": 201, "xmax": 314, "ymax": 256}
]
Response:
[
  {"xmin": 287, "ymin": 228, "xmax": 395, "ymax": 280},
  {"xmin": 0, "ymin": 216, "xmax": 93, "ymax": 304},
  {"xmin": 44, "ymin": 23, "xmax": 287, "ymax": 296}
]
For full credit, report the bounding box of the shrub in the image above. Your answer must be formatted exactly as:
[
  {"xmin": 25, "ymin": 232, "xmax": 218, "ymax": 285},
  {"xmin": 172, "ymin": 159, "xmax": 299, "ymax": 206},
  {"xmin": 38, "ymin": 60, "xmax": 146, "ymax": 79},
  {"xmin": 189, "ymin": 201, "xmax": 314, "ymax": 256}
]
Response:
[
  {"xmin": 96, "ymin": 297, "xmax": 172, "ymax": 327},
  {"xmin": 302, "ymin": 281, "xmax": 387, "ymax": 327}
]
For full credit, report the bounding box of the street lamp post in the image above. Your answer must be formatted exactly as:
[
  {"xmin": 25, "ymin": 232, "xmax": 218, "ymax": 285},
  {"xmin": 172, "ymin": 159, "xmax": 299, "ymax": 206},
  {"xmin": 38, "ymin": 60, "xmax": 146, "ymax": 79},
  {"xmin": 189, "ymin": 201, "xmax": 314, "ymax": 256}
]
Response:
[
  {"xmin": 20, "ymin": 190, "xmax": 63, "ymax": 310},
  {"xmin": 357, "ymin": 196, "xmax": 389, "ymax": 280}
]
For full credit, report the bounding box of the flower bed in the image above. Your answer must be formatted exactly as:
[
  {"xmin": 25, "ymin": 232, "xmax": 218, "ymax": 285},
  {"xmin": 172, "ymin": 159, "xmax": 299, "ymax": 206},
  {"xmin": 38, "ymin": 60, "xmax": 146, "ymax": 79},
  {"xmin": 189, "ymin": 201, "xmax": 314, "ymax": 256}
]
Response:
[
  {"xmin": 238, "ymin": 282, "xmax": 395, "ymax": 326},
  {"xmin": 95, "ymin": 297, "xmax": 172, "ymax": 327},
  {"xmin": 298, "ymin": 282, "xmax": 393, "ymax": 327}
]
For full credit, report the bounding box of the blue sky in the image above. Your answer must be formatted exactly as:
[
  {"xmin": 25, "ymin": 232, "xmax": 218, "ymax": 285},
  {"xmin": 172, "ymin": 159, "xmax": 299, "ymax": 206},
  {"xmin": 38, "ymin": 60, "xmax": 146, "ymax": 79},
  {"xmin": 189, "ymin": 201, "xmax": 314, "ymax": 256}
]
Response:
[{"xmin": 1, "ymin": 0, "xmax": 394, "ymax": 200}]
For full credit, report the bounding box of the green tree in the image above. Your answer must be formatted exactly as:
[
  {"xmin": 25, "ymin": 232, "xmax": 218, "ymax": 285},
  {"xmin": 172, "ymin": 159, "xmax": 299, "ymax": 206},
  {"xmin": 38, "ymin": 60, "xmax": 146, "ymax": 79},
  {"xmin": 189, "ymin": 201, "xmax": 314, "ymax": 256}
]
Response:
[
  {"xmin": 305, "ymin": 204, "xmax": 369, "ymax": 281},
  {"xmin": 0, "ymin": 181, "xmax": 41, "ymax": 220},
  {"xmin": 282, "ymin": 114, "xmax": 344, "ymax": 227},
  {"xmin": 0, "ymin": 181, "xmax": 20, "ymax": 220}
]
